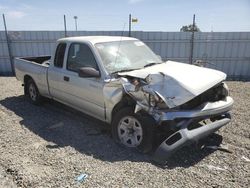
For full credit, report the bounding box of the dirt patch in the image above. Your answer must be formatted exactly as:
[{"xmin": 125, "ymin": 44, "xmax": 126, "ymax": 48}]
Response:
[{"xmin": 0, "ymin": 77, "xmax": 249, "ymax": 187}]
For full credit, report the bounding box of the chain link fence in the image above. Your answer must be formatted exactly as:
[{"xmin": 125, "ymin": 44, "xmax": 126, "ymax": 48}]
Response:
[{"xmin": 0, "ymin": 31, "xmax": 250, "ymax": 80}]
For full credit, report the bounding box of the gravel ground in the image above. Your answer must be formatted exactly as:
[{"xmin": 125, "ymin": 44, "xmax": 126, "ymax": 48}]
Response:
[{"xmin": 0, "ymin": 77, "xmax": 249, "ymax": 188}]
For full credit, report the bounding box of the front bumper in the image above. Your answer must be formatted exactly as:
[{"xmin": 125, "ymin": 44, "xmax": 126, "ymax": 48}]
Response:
[
  {"xmin": 152, "ymin": 96, "xmax": 234, "ymax": 165},
  {"xmin": 155, "ymin": 96, "xmax": 233, "ymax": 122}
]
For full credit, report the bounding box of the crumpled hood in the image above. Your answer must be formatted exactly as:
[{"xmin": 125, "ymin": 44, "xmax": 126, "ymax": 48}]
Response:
[{"xmin": 118, "ymin": 61, "xmax": 226, "ymax": 108}]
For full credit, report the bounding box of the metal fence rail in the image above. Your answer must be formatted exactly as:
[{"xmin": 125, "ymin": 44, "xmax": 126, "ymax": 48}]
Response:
[{"xmin": 0, "ymin": 31, "xmax": 250, "ymax": 80}]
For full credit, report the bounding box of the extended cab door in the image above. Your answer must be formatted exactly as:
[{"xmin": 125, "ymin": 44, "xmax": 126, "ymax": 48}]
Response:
[
  {"xmin": 57, "ymin": 42, "xmax": 105, "ymax": 121},
  {"xmin": 47, "ymin": 42, "xmax": 67, "ymax": 100}
]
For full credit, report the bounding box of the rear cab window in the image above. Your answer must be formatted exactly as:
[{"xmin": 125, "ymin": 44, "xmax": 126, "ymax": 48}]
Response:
[{"xmin": 54, "ymin": 43, "xmax": 66, "ymax": 68}]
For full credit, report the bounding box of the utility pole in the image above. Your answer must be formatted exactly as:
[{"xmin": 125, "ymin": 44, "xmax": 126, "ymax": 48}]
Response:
[
  {"xmin": 189, "ymin": 14, "xmax": 195, "ymax": 64},
  {"xmin": 74, "ymin": 16, "xmax": 78, "ymax": 31},
  {"xmin": 2, "ymin": 14, "xmax": 14, "ymax": 75},
  {"xmin": 128, "ymin": 14, "xmax": 131, "ymax": 37},
  {"xmin": 64, "ymin": 15, "xmax": 67, "ymax": 37}
]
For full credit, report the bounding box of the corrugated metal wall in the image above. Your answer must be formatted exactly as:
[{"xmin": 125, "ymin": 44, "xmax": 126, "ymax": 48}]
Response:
[{"xmin": 0, "ymin": 31, "xmax": 250, "ymax": 80}]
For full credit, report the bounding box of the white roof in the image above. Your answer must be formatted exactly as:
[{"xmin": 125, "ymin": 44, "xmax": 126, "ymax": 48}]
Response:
[{"xmin": 58, "ymin": 36, "xmax": 137, "ymax": 45}]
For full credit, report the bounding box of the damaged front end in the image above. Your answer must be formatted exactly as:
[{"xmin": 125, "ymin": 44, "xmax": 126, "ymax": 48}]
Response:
[{"xmin": 114, "ymin": 61, "xmax": 234, "ymax": 165}]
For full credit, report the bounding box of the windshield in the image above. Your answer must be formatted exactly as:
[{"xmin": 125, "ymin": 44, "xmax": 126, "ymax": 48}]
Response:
[{"xmin": 95, "ymin": 40, "xmax": 162, "ymax": 73}]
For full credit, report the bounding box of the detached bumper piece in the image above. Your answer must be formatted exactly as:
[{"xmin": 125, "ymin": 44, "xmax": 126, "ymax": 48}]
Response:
[{"xmin": 152, "ymin": 113, "xmax": 231, "ymax": 165}]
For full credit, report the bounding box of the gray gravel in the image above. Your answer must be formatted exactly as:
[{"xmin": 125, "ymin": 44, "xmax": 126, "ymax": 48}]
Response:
[{"xmin": 0, "ymin": 77, "xmax": 249, "ymax": 187}]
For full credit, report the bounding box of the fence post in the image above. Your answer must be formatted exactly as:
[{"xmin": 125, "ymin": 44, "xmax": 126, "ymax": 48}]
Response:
[
  {"xmin": 128, "ymin": 14, "xmax": 131, "ymax": 37},
  {"xmin": 2, "ymin": 14, "xmax": 15, "ymax": 76},
  {"xmin": 64, "ymin": 15, "xmax": 67, "ymax": 37},
  {"xmin": 189, "ymin": 14, "xmax": 195, "ymax": 64}
]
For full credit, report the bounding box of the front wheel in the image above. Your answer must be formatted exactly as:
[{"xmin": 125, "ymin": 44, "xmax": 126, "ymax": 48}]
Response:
[{"xmin": 111, "ymin": 107, "xmax": 155, "ymax": 153}]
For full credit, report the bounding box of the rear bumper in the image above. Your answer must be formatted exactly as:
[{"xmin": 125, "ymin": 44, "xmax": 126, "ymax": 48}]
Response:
[{"xmin": 152, "ymin": 96, "xmax": 233, "ymax": 165}]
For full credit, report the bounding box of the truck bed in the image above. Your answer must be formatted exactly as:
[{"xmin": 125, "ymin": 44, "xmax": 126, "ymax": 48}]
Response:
[
  {"xmin": 14, "ymin": 56, "xmax": 51, "ymax": 98},
  {"xmin": 19, "ymin": 56, "xmax": 51, "ymax": 65}
]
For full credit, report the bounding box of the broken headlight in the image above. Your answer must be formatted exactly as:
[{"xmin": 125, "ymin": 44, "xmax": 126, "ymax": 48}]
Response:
[
  {"xmin": 215, "ymin": 82, "xmax": 229, "ymax": 100},
  {"xmin": 222, "ymin": 82, "xmax": 229, "ymax": 96},
  {"xmin": 149, "ymin": 94, "xmax": 158, "ymax": 107},
  {"xmin": 148, "ymin": 94, "xmax": 168, "ymax": 109}
]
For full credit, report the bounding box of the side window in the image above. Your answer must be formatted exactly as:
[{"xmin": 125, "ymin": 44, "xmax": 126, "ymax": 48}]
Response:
[
  {"xmin": 67, "ymin": 43, "xmax": 98, "ymax": 72},
  {"xmin": 54, "ymin": 43, "xmax": 66, "ymax": 68}
]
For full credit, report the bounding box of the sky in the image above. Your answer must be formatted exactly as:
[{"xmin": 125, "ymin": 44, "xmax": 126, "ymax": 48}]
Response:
[{"xmin": 0, "ymin": 0, "xmax": 249, "ymax": 32}]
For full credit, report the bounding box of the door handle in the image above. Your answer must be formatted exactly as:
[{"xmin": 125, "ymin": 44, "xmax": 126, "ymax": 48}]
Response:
[{"xmin": 64, "ymin": 76, "xmax": 70, "ymax": 82}]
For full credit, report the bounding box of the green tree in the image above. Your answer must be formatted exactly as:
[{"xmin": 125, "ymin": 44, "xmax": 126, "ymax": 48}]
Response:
[{"xmin": 180, "ymin": 24, "xmax": 201, "ymax": 32}]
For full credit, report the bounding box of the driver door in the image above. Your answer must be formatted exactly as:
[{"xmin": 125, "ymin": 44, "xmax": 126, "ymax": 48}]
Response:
[{"xmin": 59, "ymin": 42, "xmax": 105, "ymax": 121}]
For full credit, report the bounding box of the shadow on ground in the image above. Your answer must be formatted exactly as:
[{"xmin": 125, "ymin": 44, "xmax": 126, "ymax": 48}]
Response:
[{"xmin": 0, "ymin": 95, "xmax": 223, "ymax": 168}]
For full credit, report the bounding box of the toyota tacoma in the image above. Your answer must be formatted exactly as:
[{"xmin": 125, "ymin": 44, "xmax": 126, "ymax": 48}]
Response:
[{"xmin": 14, "ymin": 36, "xmax": 234, "ymax": 165}]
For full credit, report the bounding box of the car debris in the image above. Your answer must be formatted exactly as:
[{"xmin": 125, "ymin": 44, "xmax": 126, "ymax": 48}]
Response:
[
  {"xmin": 48, "ymin": 122, "xmax": 64, "ymax": 129},
  {"xmin": 200, "ymin": 164, "xmax": 227, "ymax": 171},
  {"xmin": 205, "ymin": 144, "xmax": 232, "ymax": 153},
  {"xmin": 76, "ymin": 173, "xmax": 88, "ymax": 183},
  {"xmin": 241, "ymin": 156, "xmax": 250, "ymax": 162}
]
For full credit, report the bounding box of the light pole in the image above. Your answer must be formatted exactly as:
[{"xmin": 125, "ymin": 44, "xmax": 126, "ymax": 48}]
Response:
[{"xmin": 74, "ymin": 16, "xmax": 78, "ymax": 31}]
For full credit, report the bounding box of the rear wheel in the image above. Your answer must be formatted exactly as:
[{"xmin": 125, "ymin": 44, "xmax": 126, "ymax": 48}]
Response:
[
  {"xmin": 26, "ymin": 79, "xmax": 42, "ymax": 105},
  {"xmin": 112, "ymin": 107, "xmax": 155, "ymax": 153}
]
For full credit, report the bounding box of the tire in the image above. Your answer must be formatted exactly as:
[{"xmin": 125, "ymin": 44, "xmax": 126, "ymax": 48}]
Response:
[
  {"xmin": 26, "ymin": 79, "xmax": 42, "ymax": 105},
  {"xmin": 112, "ymin": 107, "xmax": 155, "ymax": 153}
]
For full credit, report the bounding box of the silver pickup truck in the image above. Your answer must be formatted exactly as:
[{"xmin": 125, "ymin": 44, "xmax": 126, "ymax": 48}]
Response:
[{"xmin": 15, "ymin": 36, "xmax": 233, "ymax": 165}]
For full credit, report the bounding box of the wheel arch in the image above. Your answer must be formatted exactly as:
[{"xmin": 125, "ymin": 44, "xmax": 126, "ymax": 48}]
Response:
[
  {"xmin": 111, "ymin": 94, "xmax": 136, "ymax": 123},
  {"xmin": 23, "ymin": 75, "xmax": 34, "ymax": 95}
]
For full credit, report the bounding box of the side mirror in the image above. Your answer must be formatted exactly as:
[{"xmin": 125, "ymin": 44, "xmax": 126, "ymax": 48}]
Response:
[{"xmin": 78, "ymin": 67, "xmax": 100, "ymax": 78}]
